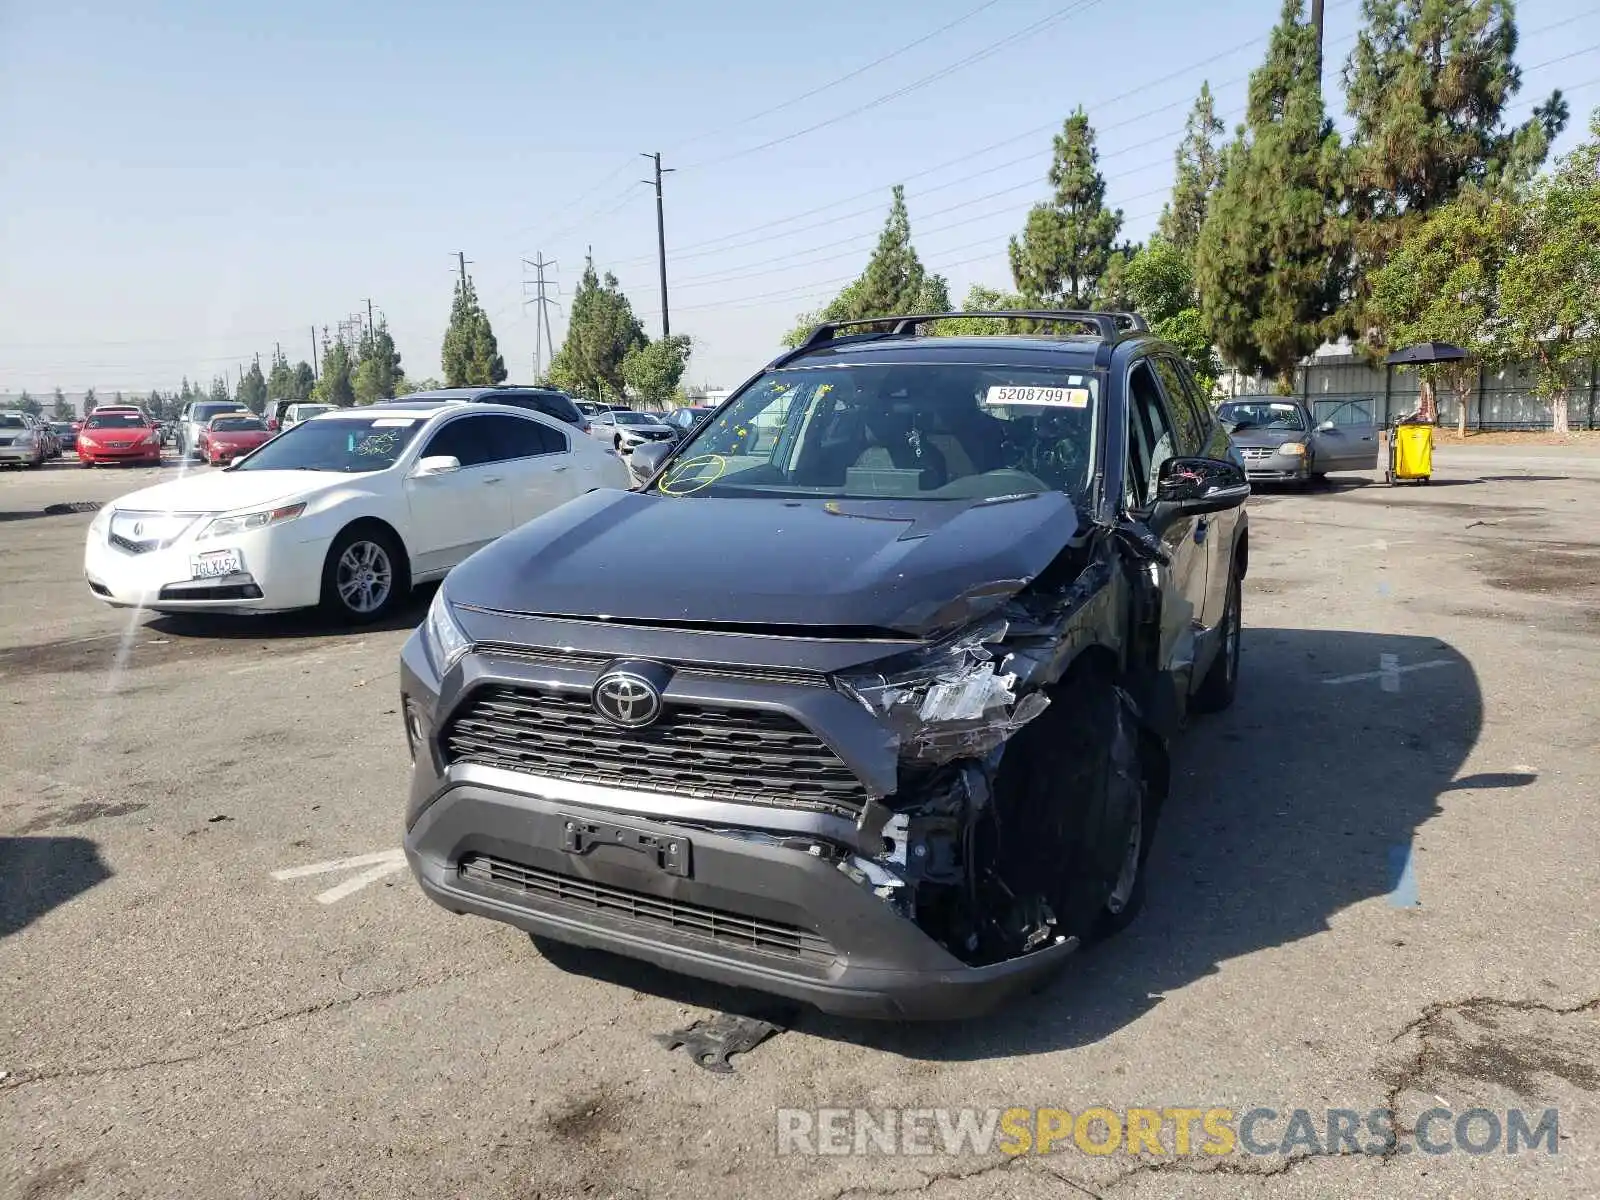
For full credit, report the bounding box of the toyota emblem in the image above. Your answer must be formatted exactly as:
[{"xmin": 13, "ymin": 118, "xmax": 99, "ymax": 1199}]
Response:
[{"xmin": 592, "ymin": 670, "xmax": 663, "ymax": 728}]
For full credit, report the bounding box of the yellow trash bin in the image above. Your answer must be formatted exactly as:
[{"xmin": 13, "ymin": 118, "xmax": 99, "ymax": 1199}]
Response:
[{"xmin": 1388, "ymin": 421, "xmax": 1434, "ymax": 485}]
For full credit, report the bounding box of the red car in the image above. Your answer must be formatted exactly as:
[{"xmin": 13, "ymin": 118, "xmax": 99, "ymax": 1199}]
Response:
[
  {"xmin": 199, "ymin": 413, "xmax": 274, "ymax": 465},
  {"xmin": 77, "ymin": 410, "xmax": 163, "ymax": 467}
]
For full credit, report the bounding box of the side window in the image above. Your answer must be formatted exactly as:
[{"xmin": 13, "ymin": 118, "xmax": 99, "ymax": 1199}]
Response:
[
  {"xmin": 1171, "ymin": 359, "xmax": 1215, "ymax": 440},
  {"xmin": 1152, "ymin": 357, "xmax": 1204, "ymax": 456},
  {"xmin": 479, "ymin": 413, "xmax": 567, "ymax": 457},
  {"xmin": 422, "ymin": 415, "xmax": 499, "ymax": 467},
  {"xmin": 1125, "ymin": 360, "xmax": 1179, "ymax": 509}
]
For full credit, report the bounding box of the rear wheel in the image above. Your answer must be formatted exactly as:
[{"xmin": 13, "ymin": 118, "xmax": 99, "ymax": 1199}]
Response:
[
  {"xmin": 1192, "ymin": 568, "xmax": 1242, "ymax": 714},
  {"xmin": 319, "ymin": 525, "xmax": 408, "ymax": 624}
]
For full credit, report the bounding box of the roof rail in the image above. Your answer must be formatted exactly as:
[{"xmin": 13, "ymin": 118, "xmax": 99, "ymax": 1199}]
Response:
[{"xmin": 795, "ymin": 309, "xmax": 1150, "ymax": 351}]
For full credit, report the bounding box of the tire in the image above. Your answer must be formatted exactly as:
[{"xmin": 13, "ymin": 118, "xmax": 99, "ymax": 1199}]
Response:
[
  {"xmin": 319, "ymin": 524, "xmax": 408, "ymax": 624},
  {"xmin": 1192, "ymin": 567, "xmax": 1242, "ymax": 714},
  {"xmin": 988, "ymin": 664, "xmax": 1154, "ymax": 946},
  {"xmin": 1310, "ymin": 471, "xmax": 1328, "ymax": 486}
]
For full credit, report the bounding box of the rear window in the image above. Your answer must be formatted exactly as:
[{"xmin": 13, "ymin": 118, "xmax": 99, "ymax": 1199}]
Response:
[
  {"xmin": 491, "ymin": 391, "xmax": 583, "ymax": 425},
  {"xmin": 212, "ymin": 416, "xmax": 265, "ymax": 431},
  {"xmin": 87, "ymin": 412, "xmax": 146, "ymax": 429},
  {"xmin": 192, "ymin": 403, "xmax": 244, "ymax": 422},
  {"xmin": 0, "ymin": 413, "xmax": 27, "ymax": 428}
]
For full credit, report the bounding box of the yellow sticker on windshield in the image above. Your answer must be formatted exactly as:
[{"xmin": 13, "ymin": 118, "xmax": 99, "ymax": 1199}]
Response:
[{"xmin": 984, "ymin": 385, "xmax": 1090, "ymax": 408}]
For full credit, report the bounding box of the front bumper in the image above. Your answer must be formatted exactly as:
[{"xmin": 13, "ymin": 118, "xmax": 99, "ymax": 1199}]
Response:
[
  {"xmin": 83, "ymin": 523, "xmax": 331, "ymax": 613},
  {"xmin": 0, "ymin": 444, "xmax": 42, "ymax": 464},
  {"xmin": 400, "ymin": 629, "xmax": 1078, "ymax": 1020},
  {"xmin": 1238, "ymin": 451, "xmax": 1310, "ymax": 482}
]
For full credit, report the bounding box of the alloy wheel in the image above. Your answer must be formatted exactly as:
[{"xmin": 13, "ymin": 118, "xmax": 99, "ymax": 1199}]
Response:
[{"xmin": 335, "ymin": 540, "xmax": 393, "ymax": 615}]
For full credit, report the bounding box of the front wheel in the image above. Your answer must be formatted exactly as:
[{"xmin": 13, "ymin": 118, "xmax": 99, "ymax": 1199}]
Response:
[
  {"xmin": 1192, "ymin": 569, "xmax": 1242, "ymax": 714},
  {"xmin": 319, "ymin": 525, "xmax": 409, "ymax": 624}
]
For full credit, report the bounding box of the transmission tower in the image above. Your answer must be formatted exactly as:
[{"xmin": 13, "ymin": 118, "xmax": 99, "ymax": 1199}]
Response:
[{"xmin": 522, "ymin": 253, "xmax": 562, "ymax": 383}]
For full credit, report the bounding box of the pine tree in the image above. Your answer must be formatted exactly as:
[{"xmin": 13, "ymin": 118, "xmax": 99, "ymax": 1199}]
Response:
[
  {"xmin": 314, "ymin": 341, "xmax": 355, "ymax": 407},
  {"xmin": 266, "ymin": 348, "xmax": 296, "ymax": 401},
  {"xmin": 781, "ymin": 187, "xmax": 950, "ymax": 345},
  {"xmin": 547, "ymin": 256, "xmax": 647, "ymax": 399},
  {"xmin": 1195, "ymin": 0, "xmax": 1344, "ymax": 387},
  {"xmin": 441, "ymin": 276, "xmax": 507, "ymax": 387},
  {"xmin": 208, "ymin": 377, "xmax": 230, "ymax": 403},
  {"xmin": 52, "ymin": 387, "xmax": 70, "ymax": 419},
  {"xmin": 236, "ymin": 358, "xmax": 268, "ymax": 414},
  {"xmin": 353, "ymin": 319, "xmax": 405, "ymax": 404},
  {"xmin": 291, "ymin": 362, "xmax": 316, "ymax": 401},
  {"xmin": 83, "ymin": 387, "xmax": 98, "ymax": 416},
  {"xmin": 1343, "ymin": 0, "xmax": 1569, "ymax": 324},
  {"xmin": 1158, "ymin": 83, "xmax": 1226, "ymax": 259},
  {"xmin": 1008, "ymin": 109, "xmax": 1123, "ymax": 307}
]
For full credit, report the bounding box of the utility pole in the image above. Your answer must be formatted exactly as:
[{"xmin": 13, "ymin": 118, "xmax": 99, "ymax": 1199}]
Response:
[
  {"xmin": 455, "ymin": 251, "xmax": 472, "ymax": 290},
  {"xmin": 311, "ymin": 327, "xmax": 320, "ymax": 380},
  {"xmin": 365, "ymin": 298, "xmax": 375, "ymax": 338},
  {"xmin": 1310, "ymin": 0, "xmax": 1324, "ymax": 90},
  {"xmin": 641, "ymin": 152, "xmax": 674, "ymax": 338},
  {"xmin": 522, "ymin": 253, "xmax": 561, "ymax": 382}
]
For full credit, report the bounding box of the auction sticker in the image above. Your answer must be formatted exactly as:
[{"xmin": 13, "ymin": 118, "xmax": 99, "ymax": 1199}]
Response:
[{"xmin": 984, "ymin": 385, "xmax": 1090, "ymax": 408}]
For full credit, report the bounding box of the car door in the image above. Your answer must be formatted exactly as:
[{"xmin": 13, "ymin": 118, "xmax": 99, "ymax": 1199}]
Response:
[
  {"xmin": 471, "ymin": 412, "xmax": 581, "ymax": 526},
  {"xmin": 1312, "ymin": 399, "xmax": 1379, "ymax": 471},
  {"xmin": 1126, "ymin": 358, "xmax": 1210, "ymax": 685},
  {"xmin": 403, "ymin": 413, "xmax": 515, "ymax": 575},
  {"xmin": 1160, "ymin": 356, "xmax": 1239, "ymax": 628}
]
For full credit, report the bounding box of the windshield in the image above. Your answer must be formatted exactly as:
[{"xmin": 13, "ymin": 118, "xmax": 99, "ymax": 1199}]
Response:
[
  {"xmin": 86, "ymin": 412, "xmax": 147, "ymax": 429},
  {"xmin": 613, "ymin": 412, "xmax": 655, "ymax": 426},
  {"xmin": 212, "ymin": 416, "xmax": 265, "ymax": 432},
  {"xmin": 1219, "ymin": 401, "xmax": 1306, "ymax": 431},
  {"xmin": 51, "ymin": 423, "xmax": 72, "ymax": 433},
  {"xmin": 290, "ymin": 405, "xmax": 332, "ymax": 420},
  {"xmin": 654, "ymin": 362, "xmax": 1101, "ymax": 502},
  {"xmin": 232, "ymin": 415, "xmax": 424, "ymax": 472},
  {"xmin": 0, "ymin": 413, "xmax": 26, "ymax": 428}
]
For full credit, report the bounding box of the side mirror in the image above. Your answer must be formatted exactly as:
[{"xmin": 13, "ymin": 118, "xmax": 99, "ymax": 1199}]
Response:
[
  {"xmin": 411, "ymin": 455, "xmax": 461, "ymax": 477},
  {"xmin": 629, "ymin": 441, "xmax": 673, "ymax": 484},
  {"xmin": 1149, "ymin": 456, "xmax": 1250, "ymax": 531},
  {"xmin": 1317, "ymin": 419, "xmax": 1335, "ymax": 432}
]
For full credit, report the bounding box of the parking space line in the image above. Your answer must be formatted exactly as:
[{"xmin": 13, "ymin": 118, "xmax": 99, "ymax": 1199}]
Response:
[
  {"xmin": 1388, "ymin": 844, "xmax": 1420, "ymax": 908},
  {"xmin": 1323, "ymin": 658, "xmax": 1454, "ymax": 687},
  {"xmin": 271, "ymin": 849, "xmax": 404, "ymax": 880}
]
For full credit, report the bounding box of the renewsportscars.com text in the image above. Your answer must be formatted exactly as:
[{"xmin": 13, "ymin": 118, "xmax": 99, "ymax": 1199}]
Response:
[{"xmin": 775, "ymin": 1106, "xmax": 1560, "ymax": 1158}]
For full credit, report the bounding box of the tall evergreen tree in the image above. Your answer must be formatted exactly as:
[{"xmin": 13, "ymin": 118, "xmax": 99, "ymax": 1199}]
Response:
[
  {"xmin": 1196, "ymin": 0, "xmax": 1344, "ymax": 388},
  {"xmin": 266, "ymin": 348, "xmax": 296, "ymax": 401},
  {"xmin": 17, "ymin": 389, "xmax": 39, "ymax": 415},
  {"xmin": 313, "ymin": 341, "xmax": 355, "ymax": 407},
  {"xmin": 236, "ymin": 358, "xmax": 268, "ymax": 413},
  {"xmin": 52, "ymin": 387, "xmax": 71, "ymax": 419},
  {"xmin": 548, "ymin": 256, "xmax": 647, "ymax": 399},
  {"xmin": 1343, "ymin": 0, "xmax": 1568, "ymax": 325},
  {"xmin": 208, "ymin": 376, "xmax": 230, "ymax": 403},
  {"xmin": 353, "ymin": 319, "xmax": 405, "ymax": 404},
  {"xmin": 781, "ymin": 188, "xmax": 949, "ymax": 345},
  {"xmin": 1158, "ymin": 82, "xmax": 1227, "ymax": 259},
  {"xmin": 83, "ymin": 387, "xmax": 98, "ymax": 416},
  {"xmin": 291, "ymin": 361, "xmax": 317, "ymax": 401},
  {"xmin": 1008, "ymin": 109, "xmax": 1123, "ymax": 307},
  {"xmin": 441, "ymin": 276, "xmax": 507, "ymax": 387}
]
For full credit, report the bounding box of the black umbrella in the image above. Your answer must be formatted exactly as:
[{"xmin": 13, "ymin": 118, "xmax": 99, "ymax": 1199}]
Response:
[{"xmin": 1385, "ymin": 341, "xmax": 1469, "ymax": 365}]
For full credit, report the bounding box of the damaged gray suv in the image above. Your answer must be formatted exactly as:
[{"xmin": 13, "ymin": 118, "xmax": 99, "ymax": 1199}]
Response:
[{"xmin": 401, "ymin": 310, "xmax": 1250, "ymax": 1019}]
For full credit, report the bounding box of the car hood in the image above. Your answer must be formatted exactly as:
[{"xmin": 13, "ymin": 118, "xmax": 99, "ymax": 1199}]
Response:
[
  {"xmin": 1227, "ymin": 426, "xmax": 1310, "ymax": 448},
  {"xmin": 449, "ymin": 488, "xmax": 1080, "ymax": 636},
  {"xmin": 107, "ymin": 470, "xmax": 343, "ymax": 514}
]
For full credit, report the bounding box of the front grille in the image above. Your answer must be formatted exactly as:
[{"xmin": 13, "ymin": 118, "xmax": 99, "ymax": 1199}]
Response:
[
  {"xmin": 0, "ymin": 437, "xmax": 12, "ymax": 447},
  {"xmin": 1239, "ymin": 446, "xmax": 1277, "ymax": 461},
  {"xmin": 459, "ymin": 853, "xmax": 835, "ymax": 961},
  {"xmin": 473, "ymin": 642, "xmax": 829, "ymax": 687},
  {"xmin": 109, "ymin": 534, "xmax": 155, "ymax": 555},
  {"xmin": 156, "ymin": 582, "xmax": 263, "ymax": 601},
  {"xmin": 443, "ymin": 684, "xmax": 867, "ymax": 816}
]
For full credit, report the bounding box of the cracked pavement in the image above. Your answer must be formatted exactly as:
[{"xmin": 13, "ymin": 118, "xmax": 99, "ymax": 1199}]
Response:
[{"xmin": 3, "ymin": 444, "xmax": 1599, "ymax": 1198}]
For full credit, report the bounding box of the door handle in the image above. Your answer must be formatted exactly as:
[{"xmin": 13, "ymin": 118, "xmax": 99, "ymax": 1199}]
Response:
[
  {"xmin": 551, "ymin": 465, "xmax": 569, "ymax": 473},
  {"xmin": 482, "ymin": 476, "xmax": 502, "ymax": 484}
]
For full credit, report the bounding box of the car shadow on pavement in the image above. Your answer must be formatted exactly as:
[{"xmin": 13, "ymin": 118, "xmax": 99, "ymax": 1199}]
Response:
[
  {"xmin": 531, "ymin": 627, "xmax": 1494, "ymax": 1058},
  {"xmin": 144, "ymin": 582, "xmax": 437, "ymax": 642},
  {"xmin": 0, "ymin": 836, "xmax": 112, "ymax": 938}
]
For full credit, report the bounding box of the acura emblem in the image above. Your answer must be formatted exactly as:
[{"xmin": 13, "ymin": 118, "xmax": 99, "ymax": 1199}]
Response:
[
  {"xmin": 133, "ymin": 522, "xmax": 144, "ymax": 536},
  {"xmin": 592, "ymin": 670, "xmax": 663, "ymax": 728}
]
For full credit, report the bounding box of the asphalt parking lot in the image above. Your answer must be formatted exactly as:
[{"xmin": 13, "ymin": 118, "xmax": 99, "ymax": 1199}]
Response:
[{"xmin": 4, "ymin": 446, "xmax": 1599, "ymax": 1199}]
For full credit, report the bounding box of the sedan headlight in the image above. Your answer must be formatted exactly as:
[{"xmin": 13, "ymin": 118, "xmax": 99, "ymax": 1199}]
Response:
[
  {"xmin": 423, "ymin": 588, "xmax": 472, "ymax": 674},
  {"xmin": 89, "ymin": 505, "xmax": 113, "ymax": 535},
  {"xmin": 1278, "ymin": 442, "xmax": 1307, "ymax": 456},
  {"xmin": 195, "ymin": 501, "xmax": 306, "ymax": 541}
]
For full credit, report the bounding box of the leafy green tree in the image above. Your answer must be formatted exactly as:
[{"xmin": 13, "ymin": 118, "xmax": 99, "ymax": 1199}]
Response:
[
  {"xmin": 18, "ymin": 389, "xmax": 39, "ymax": 415},
  {"xmin": 1196, "ymin": 0, "xmax": 1344, "ymax": 389},
  {"xmin": 1497, "ymin": 110, "xmax": 1600, "ymax": 434},
  {"xmin": 313, "ymin": 340, "xmax": 355, "ymax": 407},
  {"xmin": 1343, "ymin": 0, "xmax": 1568, "ymax": 325},
  {"xmin": 52, "ymin": 388, "xmax": 71, "ymax": 419},
  {"xmin": 1369, "ymin": 189, "xmax": 1513, "ymax": 431},
  {"xmin": 291, "ymin": 361, "xmax": 317, "ymax": 401},
  {"xmin": 1123, "ymin": 239, "xmax": 1221, "ymax": 394},
  {"xmin": 146, "ymin": 390, "xmax": 162, "ymax": 419},
  {"xmin": 548, "ymin": 256, "xmax": 647, "ymax": 398},
  {"xmin": 353, "ymin": 320, "xmax": 406, "ymax": 404},
  {"xmin": 397, "ymin": 376, "xmax": 443, "ymax": 395},
  {"xmin": 781, "ymin": 187, "xmax": 949, "ymax": 346},
  {"xmin": 236, "ymin": 358, "xmax": 268, "ymax": 414},
  {"xmin": 1008, "ymin": 109, "xmax": 1124, "ymax": 307},
  {"xmin": 621, "ymin": 335, "xmax": 693, "ymax": 406},
  {"xmin": 441, "ymin": 276, "xmax": 507, "ymax": 387},
  {"xmin": 1158, "ymin": 82, "xmax": 1226, "ymax": 260},
  {"xmin": 83, "ymin": 387, "xmax": 97, "ymax": 416}
]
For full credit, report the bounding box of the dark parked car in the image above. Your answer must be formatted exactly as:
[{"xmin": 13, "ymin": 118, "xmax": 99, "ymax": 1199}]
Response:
[
  {"xmin": 1219, "ymin": 396, "xmax": 1378, "ymax": 485},
  {"xmin": 402, "ymin": 310, "xmax": 1250, "ymax": 1020},
  {"xmin": 403, "ymin": 387, "xmax": 592, "ymax": 437},
  {"xmin": 663, "ymin": 406, "xmax": 713, "ymax": 438},
  {"xmin": 50, "ymin": 422, "xmax": 77, "ymax": 454}
]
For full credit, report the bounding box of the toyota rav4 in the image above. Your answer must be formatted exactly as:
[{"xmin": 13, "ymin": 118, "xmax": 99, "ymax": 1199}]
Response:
[{"xmin": 401, "ymin": 310, "xmax": 1250, "ymax": 1019}]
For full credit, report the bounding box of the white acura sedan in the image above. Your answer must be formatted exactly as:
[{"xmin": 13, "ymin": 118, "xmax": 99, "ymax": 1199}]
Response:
[{"xmin": 84, "ymin": 400, "xmax": 630, "ymax": 622}]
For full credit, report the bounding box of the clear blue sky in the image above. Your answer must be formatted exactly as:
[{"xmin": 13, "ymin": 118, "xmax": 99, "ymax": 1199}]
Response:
[{"xmin": 2, "ymin": 0, "xmax": 1596, "ymax": 396}]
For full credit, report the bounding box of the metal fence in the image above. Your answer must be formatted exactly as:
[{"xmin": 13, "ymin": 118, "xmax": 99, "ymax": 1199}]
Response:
[{"xmin": 1225, "ymin": 354, "xmax": 1600, "ymax": 430}]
